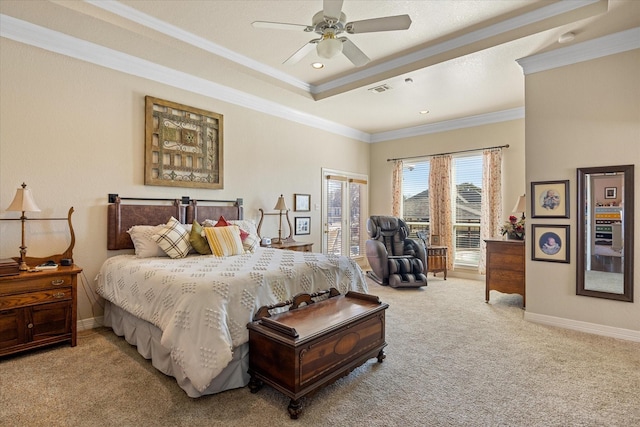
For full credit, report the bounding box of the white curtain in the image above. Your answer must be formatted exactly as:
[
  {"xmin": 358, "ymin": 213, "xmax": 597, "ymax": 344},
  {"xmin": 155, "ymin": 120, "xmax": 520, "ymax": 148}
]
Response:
[
  {"xmin": 478, "ymin": 148, "xmax": 503, "ymax": 274},
  {"xmin": 429, "ymin": 155, "xmax": 453, "ymax": 270}
]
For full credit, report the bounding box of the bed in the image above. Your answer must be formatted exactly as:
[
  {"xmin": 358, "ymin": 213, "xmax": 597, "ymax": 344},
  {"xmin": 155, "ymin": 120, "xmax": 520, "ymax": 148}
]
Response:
[{"xmin": 96, "ymin": 196, "xmax": 368, "ymax": 397}]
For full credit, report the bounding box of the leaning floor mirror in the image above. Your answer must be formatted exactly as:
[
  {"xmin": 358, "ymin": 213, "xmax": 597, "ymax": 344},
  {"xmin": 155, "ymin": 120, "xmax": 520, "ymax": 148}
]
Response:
[{"xmin": 576, "ymin": 165, "xmax": 634, "ymax": 302}]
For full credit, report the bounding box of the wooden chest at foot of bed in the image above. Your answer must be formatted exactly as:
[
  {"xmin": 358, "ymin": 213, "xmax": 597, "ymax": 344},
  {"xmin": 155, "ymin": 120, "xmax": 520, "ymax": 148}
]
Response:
[{"xmin": 247, "ymin": 290, "xmax": 388, "ymax": 419}]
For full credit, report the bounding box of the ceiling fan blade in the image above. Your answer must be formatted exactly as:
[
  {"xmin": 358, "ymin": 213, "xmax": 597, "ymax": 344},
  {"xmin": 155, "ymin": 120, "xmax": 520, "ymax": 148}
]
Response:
[
  {"xmin": 341, "ymin": 38, "xmax": 370, "ymax": 67},
  {"xmin": 346, "ymin": 14, "xmax": 412, "ymax": 34},
  {"xmin": 283, "ymin": 41, "xmax": 318, "ymax": 65},
  {"xmin": 323, "ymin": 0, "xmax": 344, "ymax": 21},
  {"xmin": 252, "ymin": 21, "xmax": 310, "ymax": 31}
]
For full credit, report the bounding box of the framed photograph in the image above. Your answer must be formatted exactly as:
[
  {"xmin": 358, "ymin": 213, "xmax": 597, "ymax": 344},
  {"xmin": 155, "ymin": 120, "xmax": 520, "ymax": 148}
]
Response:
[
  {"xmin": 294, "ymin": 193, "xmax": 310, "ymax": 212},
  {"xmin": 431, "ymin": 235, "xmax": 441, "ymax": 246},
  {"xmin": 605, "ymin": 187, "xmax": 617, "ymax": 199},
  {"xmin": 531, "ymin": 224, "xmax": 570, "ymax": 263},
  {"xmin": 295, "ymin": 217, "xmax": 310, "ymax": 235},
  {"xmin": 531, "ymin": 180, "xmax": 569, "ymax": 218}
]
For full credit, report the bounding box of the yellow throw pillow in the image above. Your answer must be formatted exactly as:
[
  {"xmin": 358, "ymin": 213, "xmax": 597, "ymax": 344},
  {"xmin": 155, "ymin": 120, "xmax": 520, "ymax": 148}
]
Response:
[{"xmin": 204, "ymin": 225, "xmax": 244, "ymax": 257}]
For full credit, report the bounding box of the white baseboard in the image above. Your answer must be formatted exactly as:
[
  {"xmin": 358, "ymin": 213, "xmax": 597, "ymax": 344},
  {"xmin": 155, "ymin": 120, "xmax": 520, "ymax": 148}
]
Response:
[
  {"xmin": 524, "ymin": 312, "xmax": 640, "ymax": 342},
  {"xmin": 78, "ymin": 316, "xmax": 104, "ymax": 331}
]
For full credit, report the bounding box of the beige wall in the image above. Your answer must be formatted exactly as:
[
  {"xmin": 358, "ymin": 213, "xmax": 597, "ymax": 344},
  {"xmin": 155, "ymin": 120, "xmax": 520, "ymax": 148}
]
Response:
[
  {"xmin": 524, "ymin": 49, "xmax": 639, "ymax": 331},
  {"xmin": 369, "ymin": 119, "xmax": 526, "ymax": 228},
  {"xmin": 0, "ymin": 40, "xmax": 369, "ymax": 323}
]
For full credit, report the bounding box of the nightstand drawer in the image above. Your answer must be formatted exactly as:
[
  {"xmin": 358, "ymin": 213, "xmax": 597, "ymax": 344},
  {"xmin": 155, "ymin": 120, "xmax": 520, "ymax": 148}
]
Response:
[{"xmin": 0, "ymin": 288, "xmax": 72, "ymax": 310}]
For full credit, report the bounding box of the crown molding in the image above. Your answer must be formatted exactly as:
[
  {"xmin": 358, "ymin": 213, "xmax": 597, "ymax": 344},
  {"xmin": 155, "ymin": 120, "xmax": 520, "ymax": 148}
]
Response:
[
  {"xmin": 0, "ymin": 14, "xmax": 525, "ymax": 144},
  {"xmin": 88, "ymin": 0, "xmax": 601, "ymax": 97},
  {"xmin": 311, "ymin": 0, "xmax": 602, "ymax": 95},
  {"xmin": 0, "ymin": 14, "xmax": 369, "ymax": 142},
  {"xmin": 85, "ymin": 0, "xmax": 311, "ymax": 92},
  {"xmin": 517, "ymin": 27, "xmax": 640, "ymax": 74},
  {"xmin": 370, "ymin": 108, "xmax": 525, "ymax": 143}
]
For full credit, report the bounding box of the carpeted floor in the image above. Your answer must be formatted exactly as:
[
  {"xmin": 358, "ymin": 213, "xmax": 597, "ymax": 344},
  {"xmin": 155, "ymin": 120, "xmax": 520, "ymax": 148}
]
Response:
[{"xmin": 1, "ymin": 276, "xmax": 639, "ymax": 427}]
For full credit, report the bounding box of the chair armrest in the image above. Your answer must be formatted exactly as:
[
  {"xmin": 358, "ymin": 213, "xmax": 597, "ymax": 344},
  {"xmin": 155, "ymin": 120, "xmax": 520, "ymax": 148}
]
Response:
[{"xmin": 366, "ymin": 239, "xmax": 389, "ymax": 282}]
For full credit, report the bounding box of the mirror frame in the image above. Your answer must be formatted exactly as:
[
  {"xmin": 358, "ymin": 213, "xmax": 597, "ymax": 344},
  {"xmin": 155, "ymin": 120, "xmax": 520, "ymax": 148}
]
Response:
[{"xmin": 576, "ymin": 165, "xmax": 634, "ymax": 302}]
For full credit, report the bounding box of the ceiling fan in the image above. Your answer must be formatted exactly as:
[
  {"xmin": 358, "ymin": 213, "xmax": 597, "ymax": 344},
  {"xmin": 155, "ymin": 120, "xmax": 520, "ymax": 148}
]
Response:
[{"xmin": 252, "ymin": 0, "xmax": 412, "ymax": 67}]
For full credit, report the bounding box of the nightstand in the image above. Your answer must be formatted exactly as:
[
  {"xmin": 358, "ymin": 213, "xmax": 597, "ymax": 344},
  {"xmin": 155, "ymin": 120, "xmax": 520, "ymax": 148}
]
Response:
[
  {"xmin": 0, "ymin": 265, "xmax": 82, "ymax": 357},
  {"xmin": 268, "ymin": 241, "xmax": 314, "ymax": 252},
  {"xmin": 427, "ymin": 246, "xmax": 448, "ymax": 279}
]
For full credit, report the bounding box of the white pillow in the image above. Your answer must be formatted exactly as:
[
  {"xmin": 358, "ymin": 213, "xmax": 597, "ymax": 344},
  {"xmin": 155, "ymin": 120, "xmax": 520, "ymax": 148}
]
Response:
[
  {"xmin": 127, "ymin": 224, "xmax": 167, "ymax": 258},
  {"xmin": 153, "ymin": 217, "xmax": 192, "ymax": 259},
  {"xmin": 229, "ymin": 219, "xmax": 258, "ymax": 237}
]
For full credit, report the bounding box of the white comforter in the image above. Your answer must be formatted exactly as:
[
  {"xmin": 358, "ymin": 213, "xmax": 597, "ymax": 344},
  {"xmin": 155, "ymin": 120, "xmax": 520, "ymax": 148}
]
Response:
[{"xmin": 95, "ymin": 248, "xmax": 368, "ymax": 392}]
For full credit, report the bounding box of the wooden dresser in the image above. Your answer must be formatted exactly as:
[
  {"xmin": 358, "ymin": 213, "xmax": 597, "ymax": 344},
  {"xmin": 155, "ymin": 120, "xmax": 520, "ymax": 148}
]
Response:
[
  {"xmin": 485, "ymin": 239, "xmax": 525, "ymax": 307},
  {"xmin": 0, "ymin": 265, "xmax": 82, "ymax": 357},
  {"xmin": 248, "ymin": 290, "xmax": 388, "ymax": 419}
]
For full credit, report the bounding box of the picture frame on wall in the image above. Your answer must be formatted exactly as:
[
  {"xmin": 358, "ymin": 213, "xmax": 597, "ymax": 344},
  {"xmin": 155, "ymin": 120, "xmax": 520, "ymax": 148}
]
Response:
[
  {"xmin": 531, "ymin": 224, "xmax": 570, "ymax": 263},
  {"xmin": 605, "ymin": 187, "xmax": 617, "ymax": 199},
  {"xmin": 294, "ymin": 194, "xmax": 310, "ymax": 212},
  {"xmin": 530, "ymin": 180, "xmax": 570, "ymax": 218},
  {"xmin": 295, "ymin": 217, "xmax": 310, "ymax": 235}
]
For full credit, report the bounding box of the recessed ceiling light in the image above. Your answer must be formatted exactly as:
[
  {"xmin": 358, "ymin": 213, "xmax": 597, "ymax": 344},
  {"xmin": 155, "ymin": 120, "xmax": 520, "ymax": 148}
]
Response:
[
  {"xmin": 419, "ymin": 110, "xmax": 429, "ymax": 115},
  {"xmin": 311, "ymin": 62, "xmax": 324, "ymax": 69}
]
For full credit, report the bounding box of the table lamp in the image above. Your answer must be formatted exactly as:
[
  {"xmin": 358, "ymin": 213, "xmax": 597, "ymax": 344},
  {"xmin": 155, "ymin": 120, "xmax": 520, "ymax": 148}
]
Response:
[
  {"xmin": 512, "ymin": 194, "xmax": 526, "ymax": 220},
  {"xmin": 6, "ymin": 183, "xmax": 41, "ymax": 270},
  {"xmin": 273, "ymin": 194, "xmax": 288, "ymax": 244}
]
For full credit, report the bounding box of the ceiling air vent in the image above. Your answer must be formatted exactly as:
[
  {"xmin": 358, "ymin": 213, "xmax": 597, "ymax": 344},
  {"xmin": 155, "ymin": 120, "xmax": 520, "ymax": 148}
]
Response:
[{"xmin": 368, "ymin": 84, "xmax": 392, "ymax": 93}]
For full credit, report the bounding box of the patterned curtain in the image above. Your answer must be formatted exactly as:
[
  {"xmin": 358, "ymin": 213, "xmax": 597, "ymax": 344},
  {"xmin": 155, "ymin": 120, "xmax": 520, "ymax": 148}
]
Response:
[
  {"xmin": 478, "ymin": 148, "xmax": 503, "ymax": 274},
  {"xmin": 429, "ymin": 155, "xmax": 453, "ymax": 270},
  {"xmin": 392, "ymin": 160, "xmax": 403, "ymax": 217}
]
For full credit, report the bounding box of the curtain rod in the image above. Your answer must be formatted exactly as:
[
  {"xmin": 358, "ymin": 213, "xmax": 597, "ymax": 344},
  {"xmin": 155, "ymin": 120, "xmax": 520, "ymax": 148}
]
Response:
[{"xmin": 386, "ymin": 144, "xmax": 509, "ymax": 162}]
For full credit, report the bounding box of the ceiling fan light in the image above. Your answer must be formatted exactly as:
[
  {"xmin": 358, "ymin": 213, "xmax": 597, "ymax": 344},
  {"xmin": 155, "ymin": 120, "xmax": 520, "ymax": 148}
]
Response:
[{"xmin": 317, "ymin": 38, "xmax": 343, "ymax": 59}]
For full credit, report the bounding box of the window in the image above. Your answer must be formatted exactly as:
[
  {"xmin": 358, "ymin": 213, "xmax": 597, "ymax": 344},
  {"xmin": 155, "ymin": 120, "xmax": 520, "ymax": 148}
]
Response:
[
  {"xmin": 452, "ymin": 155, "xmax": 482, "ymax": 267},
  {"xmin": 401, "ymin": 154, "xmax": 483, "ymax": 268},
  {"xmin": 402, "ymin": 161, "xmax": 430, "ymax": 237}
]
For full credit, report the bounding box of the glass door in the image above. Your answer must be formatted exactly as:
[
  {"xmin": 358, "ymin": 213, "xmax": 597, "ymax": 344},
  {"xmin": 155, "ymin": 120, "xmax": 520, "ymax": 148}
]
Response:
[{"xmin": 322, "ymin": 168, "xmax": 368, "ymax": 258}]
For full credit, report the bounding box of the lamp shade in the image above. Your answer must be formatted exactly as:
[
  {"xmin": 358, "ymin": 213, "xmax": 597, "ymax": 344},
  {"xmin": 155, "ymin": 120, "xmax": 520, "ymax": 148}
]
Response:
[
  {"xmin": 316, "ymin": 38, "xmax": 343, "ymax": 59},
  {"xmin": 6, "ymin": 183, "xmax": 41, "ymax": 212},
  {"xmin": 512, "ymin": 195, "xmax": 526, "ymax": 215},
  {"xmin": 274, "ymin": 194, "xmax": 287, "ymax": 211}
]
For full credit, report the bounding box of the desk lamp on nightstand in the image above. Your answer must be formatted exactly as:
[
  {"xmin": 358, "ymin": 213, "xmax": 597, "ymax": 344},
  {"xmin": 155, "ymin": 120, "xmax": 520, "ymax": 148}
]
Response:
[
  {"xmin": 273, "ymin": 194, "xmax": 288, "ymax": 244},
  {"xmin": 6, "ymin": 183, "xmax": 41, "ymax": 271}
]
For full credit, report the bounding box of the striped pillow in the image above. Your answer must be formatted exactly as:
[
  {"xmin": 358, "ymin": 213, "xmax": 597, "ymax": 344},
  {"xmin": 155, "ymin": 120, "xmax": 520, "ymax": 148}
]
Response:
[
  {"xmin": 204, "ymin": 225, "xmax": 244, "ymax": 257},
  {"xmin": 152, "ymin": 217, "xmax": 191, "ymax": 259}
]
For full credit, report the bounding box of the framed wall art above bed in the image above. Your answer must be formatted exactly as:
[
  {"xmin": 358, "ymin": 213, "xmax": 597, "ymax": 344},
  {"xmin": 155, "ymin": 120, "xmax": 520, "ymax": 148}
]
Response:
[{"xmin": 145, "ymin": 96, "xmax": 223, "ymax": 189}]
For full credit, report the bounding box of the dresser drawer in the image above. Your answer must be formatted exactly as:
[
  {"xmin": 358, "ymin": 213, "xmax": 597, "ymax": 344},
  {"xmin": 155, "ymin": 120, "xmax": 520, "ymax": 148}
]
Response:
[
  {"xmin": 0, "ymin": 275, "xmax": 73, "ymax": 295},
  {"xmin": 0, "ymin": 288, "xmax": 72, "ymax": 310}
]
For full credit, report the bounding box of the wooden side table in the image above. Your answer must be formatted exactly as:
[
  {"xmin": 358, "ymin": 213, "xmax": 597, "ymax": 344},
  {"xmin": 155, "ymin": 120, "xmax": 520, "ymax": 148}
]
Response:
[
  {"xmin": 485, "ymin": 239, "xmax": 525, "ymax": 307},
  {"xmin": 268, "ymin": 241, "xmax": 313, "ymax": 252},
  {"xmin": 427, "ymin": 246, "xmax": 448, "ymax": 279},
  {"xmin": 0, "ymin": 265, "xmax": 82, "ymax": 357}
]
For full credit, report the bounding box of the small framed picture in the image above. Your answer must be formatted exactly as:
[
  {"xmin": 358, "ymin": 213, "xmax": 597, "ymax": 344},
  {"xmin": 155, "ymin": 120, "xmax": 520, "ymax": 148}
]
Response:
[
  {"xmin": 295, "ymin": 217, "xmax": 310, "ymax": 235},
  {"xmin": 531, "ymin": 224, "xmax": 570, "ymax": 263},
  {"xmin": 531, "ymin": 180, "xmax": 570, "ymax": 218},
  {"xmin": 431, "ymin": 235, "xmax": 441, "ymax": 246},
  {"xmin": 294, "ymin": 194, "xmax": 310, "ymax": 212},
  {"xmin": 604, "ymin": 187, "xmax": 617, "ymax": 199}
]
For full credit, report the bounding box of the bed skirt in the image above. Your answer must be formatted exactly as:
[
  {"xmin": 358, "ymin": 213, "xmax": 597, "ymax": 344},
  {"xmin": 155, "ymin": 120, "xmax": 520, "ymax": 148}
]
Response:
[{"xmin": 103, "ymin": 301, "xmax": 250, "ymax": 398}]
